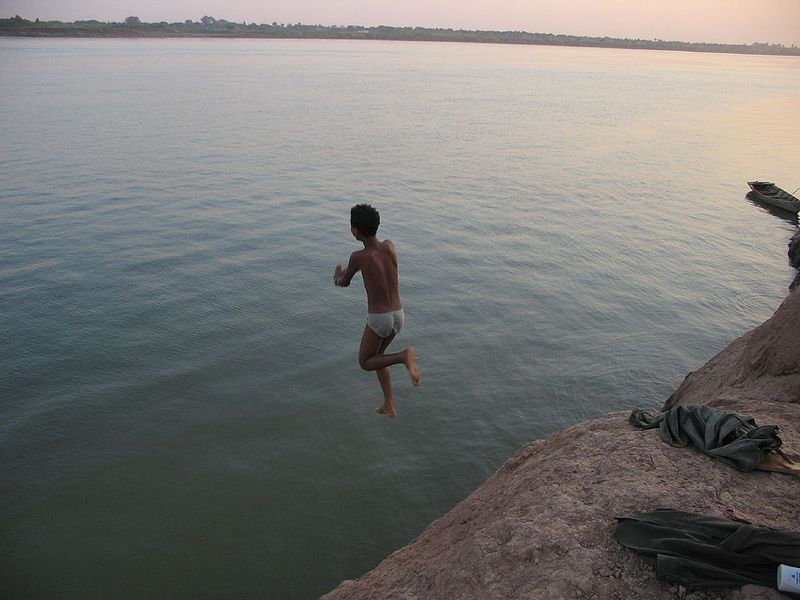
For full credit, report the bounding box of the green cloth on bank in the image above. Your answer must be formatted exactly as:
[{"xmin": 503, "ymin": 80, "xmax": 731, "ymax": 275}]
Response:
[
  {"xmin": 615, "ymin": 510, "xmax": 800, "ymax": 590},
  {"xmin": 629, "ymin": 405, "xmax": 782, "ymax": 471}
]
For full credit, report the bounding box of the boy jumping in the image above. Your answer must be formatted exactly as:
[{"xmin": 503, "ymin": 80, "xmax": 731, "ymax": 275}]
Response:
[{"xmin": 334, "ymin": 204, "xmax": 421, "ymax": 417}]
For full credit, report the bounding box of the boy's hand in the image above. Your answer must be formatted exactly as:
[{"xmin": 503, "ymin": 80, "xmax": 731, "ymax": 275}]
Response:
[{"xmin": 334, "ymin": 256, "xmax": 357, "ymax": 287}]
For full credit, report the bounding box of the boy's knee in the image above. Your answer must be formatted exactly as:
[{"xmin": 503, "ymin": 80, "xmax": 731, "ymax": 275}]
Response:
[{"xmin": 358, "ymin": 357, "xmax": 370, "ymax": 371}]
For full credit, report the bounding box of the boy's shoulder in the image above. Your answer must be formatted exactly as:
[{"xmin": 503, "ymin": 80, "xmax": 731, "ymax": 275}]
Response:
[
  {"xmin": 380, "ymin": 239, "xmax": 396, "ymax": 255},
  {"xmin": 352, "ymin": 240, "xmax": 395, "ymax": 255},
  {"xmin": 348, "ymin": 247, "xmax": 370, "ymax": 267},
  {"xmin": 350, "ymin": 240, "xmax": 396, "ymax": 268}
]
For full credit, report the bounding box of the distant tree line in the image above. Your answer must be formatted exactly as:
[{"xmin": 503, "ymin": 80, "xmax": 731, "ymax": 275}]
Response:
[{"xmin": 1, "ymin": 14, "xmax": 798, "ymax": 56}]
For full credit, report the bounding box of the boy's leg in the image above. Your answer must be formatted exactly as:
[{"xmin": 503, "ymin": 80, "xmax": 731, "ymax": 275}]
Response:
[
  {"xmin": 358, "ymin": 325, "xmax": 405, "ymax": 372},
  {"xmin": 358, "ymin": 325, "xmax": 421, "ymax": 389},
  {"xmin": 359, "ymin": 326, "xmax": 401, "ymax": 416},
  {"xmin": 375, "ymin": 368, "xmax": 395, "ymax": 416},
  {"xmin": 375, "ymin": 334, "xmax": 397, "ymax": 417},
  {"xmin": 358, "ymin": 326, "xmax": 420, "ymax": 416}
]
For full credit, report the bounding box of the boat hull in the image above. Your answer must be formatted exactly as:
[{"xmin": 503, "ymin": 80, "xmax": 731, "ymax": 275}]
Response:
[{"xmin": 747, "ymin": 181, "xmax": 800, "ymax": 214}]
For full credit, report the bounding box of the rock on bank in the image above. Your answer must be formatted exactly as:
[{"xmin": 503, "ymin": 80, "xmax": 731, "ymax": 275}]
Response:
[{"xmin": 323, "ymin": 290, "xmax": 800, "ymax": 600}]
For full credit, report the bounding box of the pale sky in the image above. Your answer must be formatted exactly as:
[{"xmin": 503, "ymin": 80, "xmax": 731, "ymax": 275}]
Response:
[{"xmin": 2, "ymin": 0, "xmax": 799, "ymax": 46}]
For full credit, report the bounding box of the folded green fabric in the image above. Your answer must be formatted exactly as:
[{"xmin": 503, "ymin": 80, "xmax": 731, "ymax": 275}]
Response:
[
  {"xmin": 629, "ymin": 405, "xmax": 781, "ymax": 471},
  {"xmin": 615, "ymin": 510, "xmax": 800, "ymax": 589}
]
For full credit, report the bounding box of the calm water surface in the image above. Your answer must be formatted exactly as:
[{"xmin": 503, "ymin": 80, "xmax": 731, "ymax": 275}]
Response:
[{"xmin": 1, "ymin": 38, "xmax": 798, "ymax": 599}]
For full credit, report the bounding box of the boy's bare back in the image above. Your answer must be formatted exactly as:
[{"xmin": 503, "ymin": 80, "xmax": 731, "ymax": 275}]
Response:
[
  {"xmin": 334, "ymin": 238, "xmax": 401, "ymax": 312},
  {"xmin": 351, "ymin": 240, "xmax": 402, "ymax": 314}
]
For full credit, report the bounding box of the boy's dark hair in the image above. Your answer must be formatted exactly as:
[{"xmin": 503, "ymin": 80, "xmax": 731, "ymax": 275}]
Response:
[{"xmin": 350, "ymin": 204, "xmax": 380, "ymax": 237}]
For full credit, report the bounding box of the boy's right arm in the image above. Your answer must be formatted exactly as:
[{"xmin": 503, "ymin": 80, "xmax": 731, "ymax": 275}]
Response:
[{"xmin": 334, "ymin": 253, "xmax": 359, "ymax": 287}]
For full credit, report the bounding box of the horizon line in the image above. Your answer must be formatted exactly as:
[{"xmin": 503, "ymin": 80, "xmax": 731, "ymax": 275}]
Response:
[{"xmin": 1, "ymin": 14, "xmax": 798, "ymax": 51}]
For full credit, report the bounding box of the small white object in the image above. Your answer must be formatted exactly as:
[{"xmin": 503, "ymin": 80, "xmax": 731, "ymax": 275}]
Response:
[{"xmin": 777, "ymin": 564, "xmax": 800, "ymax": 594}]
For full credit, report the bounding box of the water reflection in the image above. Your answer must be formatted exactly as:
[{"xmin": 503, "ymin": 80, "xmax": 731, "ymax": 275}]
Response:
[{"xmin": 745, "ymin": 191, "xmax": 799, "ymax": 226}]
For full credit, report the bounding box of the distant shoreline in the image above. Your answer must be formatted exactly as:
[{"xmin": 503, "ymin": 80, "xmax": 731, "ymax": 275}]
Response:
[{"xmin": 2, "ymin": 15, "xmax": 799, "ymax": 56}]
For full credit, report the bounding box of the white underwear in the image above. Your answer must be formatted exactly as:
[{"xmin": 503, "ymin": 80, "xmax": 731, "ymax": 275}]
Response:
[{"xmin": 366, "ymin": 309, "xmax": 405, "ymax": 338}]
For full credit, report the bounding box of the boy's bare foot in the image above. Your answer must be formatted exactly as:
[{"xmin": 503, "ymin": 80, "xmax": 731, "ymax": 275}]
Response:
[
  {"xmin": 375, "ymin": 405, "xmax": 397, "ymax": 418},
  {"xmin": 405, "ymin": 348, "xmax": 421, "ymax": 386}
]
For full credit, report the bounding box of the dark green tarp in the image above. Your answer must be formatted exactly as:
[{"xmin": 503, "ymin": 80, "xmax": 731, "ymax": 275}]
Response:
[
  {"xmin": 615, "ymin": 510, "xmax": 800, "ymax": 590},
  {"xmin": 629, "ymin": 405, "xmax": 782, "ymax": 471}
]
